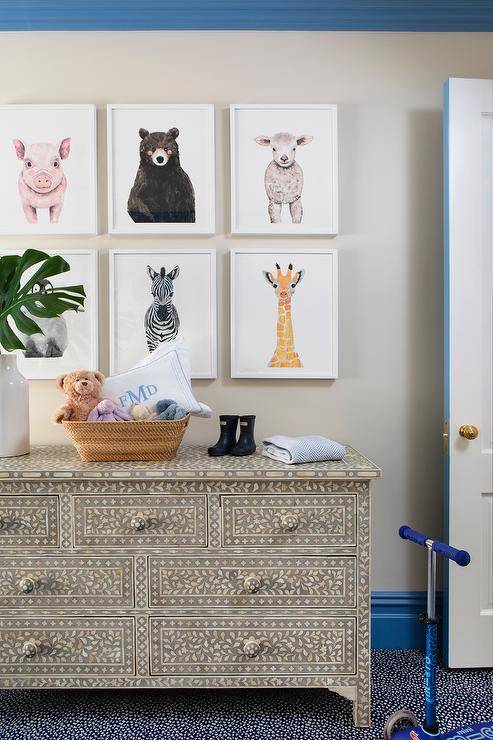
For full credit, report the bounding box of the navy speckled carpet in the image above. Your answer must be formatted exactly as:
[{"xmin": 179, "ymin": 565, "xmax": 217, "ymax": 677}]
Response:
[{"xmin": 0, "ymin": 651, "xmax": 491, "ymax": 739}]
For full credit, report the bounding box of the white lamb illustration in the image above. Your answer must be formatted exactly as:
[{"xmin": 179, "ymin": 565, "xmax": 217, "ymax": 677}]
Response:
[{"xmin": 255, "ymin": 132, "xmax": 313, "ymax": 224}]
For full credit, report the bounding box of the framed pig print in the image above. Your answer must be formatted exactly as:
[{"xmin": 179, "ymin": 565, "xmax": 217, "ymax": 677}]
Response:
[
  {"xmin": 231, "ymin": 248, "xmax": 338, "ymax": 379},
  {"xmin": 107, "ymin": 104, "xmax": 215, "ymax": 235},
  {"xmin": 109, "ymin": 249, "xmax": 217, "ymax": 378},
  {"xmin": 230, "ymin": 104, "xmax": 338, "ymax": 235},
  {"xmin": 2, "ymin": 248, "xmax": 99, "ymax": 379},
  {"xmin": 0, "ymin": 104, "xmax": 97, "ymax": 235}
]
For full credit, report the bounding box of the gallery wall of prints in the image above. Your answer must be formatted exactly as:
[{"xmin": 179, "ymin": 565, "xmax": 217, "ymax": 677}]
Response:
[{"xmin": 0, "ymin": 102, "xmax": 338, "ymax": 382}]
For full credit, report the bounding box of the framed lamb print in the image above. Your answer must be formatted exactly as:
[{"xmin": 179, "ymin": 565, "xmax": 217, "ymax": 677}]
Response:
[
  {"xmin": 230, "ymin": 104, "xmax": 338, "ymax": 235},
  {"xmin": 3, "ymin": 248, "xmax": 99, "ymax": 380},
  {"xmin": 0, "ymin": 104, "xmax": 97, "ymax": 235},
  {"xmin": 231, "ymin": 248, "xmax": 338, "ymax": 379},
  {"xmin": 107, "ymin": 104, "xmax": 215, "ymax": 234},
  {"xmin": 109, "ymin": 248, "xmax": 217, "ymax": 378}
]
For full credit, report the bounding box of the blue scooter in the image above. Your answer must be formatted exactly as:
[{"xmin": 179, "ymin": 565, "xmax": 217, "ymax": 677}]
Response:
[{"xmin": 384, "ymin": 526, "xmax": 493, "ymax": 739}]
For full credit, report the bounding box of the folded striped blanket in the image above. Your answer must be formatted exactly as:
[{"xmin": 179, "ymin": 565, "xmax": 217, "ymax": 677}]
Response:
[{"xmin": 262, "ymin": 435, "xmax": 346, "ymax": 465}]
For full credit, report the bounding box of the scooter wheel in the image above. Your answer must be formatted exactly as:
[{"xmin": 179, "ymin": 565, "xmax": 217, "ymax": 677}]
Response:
[{"xmin": 384, "ymin": 709, "xmax": 419, "ymax": 739}]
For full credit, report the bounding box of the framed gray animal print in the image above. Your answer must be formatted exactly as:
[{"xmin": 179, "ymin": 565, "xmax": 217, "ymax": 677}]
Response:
[
  {"xmin": 230, "ymin": 247, "xmax": 338, "ymax": 379},
  {"xmin": 107, "ymin": 104, "xmax": 215, "ymax": 235},
  {"xmin": 230, "ymin": 104, "xmax": 338, "ymax": 235},
  {"xmin": 0, "ymin": 104, "xmax": 97, "ymax": 235},
  {"xmin": 1, "ymin": 248, "xmax": 98, "ymax": 379},
  {"xmin": 109, "ymin": 249, "xmax": 217, "ymax": 378}
]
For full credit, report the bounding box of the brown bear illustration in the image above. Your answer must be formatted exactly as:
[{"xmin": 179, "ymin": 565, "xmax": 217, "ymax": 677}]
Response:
[{"xmin": 127, "ymin": 127, "xmax": 195, "ymax": 223}]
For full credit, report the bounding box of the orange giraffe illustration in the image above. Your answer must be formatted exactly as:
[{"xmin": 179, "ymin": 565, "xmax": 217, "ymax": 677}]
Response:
[{"xmin": 262, "ymin": 262, "xmax": 305, "ymax": 368}]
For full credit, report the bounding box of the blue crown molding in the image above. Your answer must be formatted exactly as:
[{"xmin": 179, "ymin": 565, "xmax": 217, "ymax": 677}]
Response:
[
  {"xmin": 0, "ymin": 1, "xmax": 492, "ymax": 31},
  {"xmin": 372, "ymin": 591, "xmax": 443, "ymax": 649}
]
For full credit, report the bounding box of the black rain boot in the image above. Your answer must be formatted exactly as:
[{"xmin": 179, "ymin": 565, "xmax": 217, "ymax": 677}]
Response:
[
  {"xmin": 207, "ymin": 415, "xmax": 239, "ymax": 457},
  {"xmin": 230, "ymin": 415, "xmax": 256, "ymax": 456}
]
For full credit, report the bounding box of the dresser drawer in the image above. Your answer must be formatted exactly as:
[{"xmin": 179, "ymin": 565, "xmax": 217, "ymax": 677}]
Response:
[
  {"xmin": 150, "ymin": 616, "xmax": 355, "ymax": 675},
  {"xmin": 0, "ymin": 496, "xmax": 59, "ymax": 549},
  {"xmin": 221, "ymin": 495, "xmax": 356, "ymax": 547},
  {"xmin": 149, "ymin": 556, "xmax": 356, "ymax": 608},
  {"xmin": 0, "ymin": 556, "xmax": 134, "ymax": 609},
  {"xmin": 0, "ymin": 617, "xmax": 135, "ymax": 675},
  {"xmin": 74, "ymin": 495, "xmax": 207, "ymax": 548}
]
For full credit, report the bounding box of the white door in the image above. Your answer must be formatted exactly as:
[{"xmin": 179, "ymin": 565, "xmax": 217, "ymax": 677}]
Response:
[{"xmin": 446, "ymin": 77, "xmax": 493, "ymax": 668}]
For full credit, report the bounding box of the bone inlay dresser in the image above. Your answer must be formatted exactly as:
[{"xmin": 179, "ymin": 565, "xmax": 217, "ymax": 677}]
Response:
[{"xmin": 0, "ymin": 444, "xmax": 380, "ymax": 727}]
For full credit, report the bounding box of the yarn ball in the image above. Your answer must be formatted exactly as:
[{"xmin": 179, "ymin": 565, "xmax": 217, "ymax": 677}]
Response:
[
  {"xmin": 154, "ymin": 402, "xmax": 187, "ymax": 421},
  {"xmin": 155, "ymin": 398, "xmax": 176, "ymax": 415},
  {"xmin": 131, "ymin": 403, "xmax": 154, "ymax": 421}
]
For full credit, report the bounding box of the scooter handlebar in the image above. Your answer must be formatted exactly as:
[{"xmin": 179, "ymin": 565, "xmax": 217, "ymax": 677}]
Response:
[{"xmin": 399, "ymin": 525, "xmax": 471, "ymax": 567}]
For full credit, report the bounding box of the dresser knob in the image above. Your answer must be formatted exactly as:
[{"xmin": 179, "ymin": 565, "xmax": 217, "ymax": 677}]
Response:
[
  {"xmin": 243, "ymin": 639, "xmax": 261, "ymax": 658},
  {"xmin": 19, "ymin": 577, "xmax": 39, "ymax": 594},
  {"xmin": 243, "ymin": 575, "xmax": 263, "ymax": 594},
  {"xmin": 281, "ymin": 513, "xmax": 300, "ymax": 532},
  {"xmin": 22, "ymin": 640, "xmax": 40, "ymax": 658},
  {"xmin": 130, "ymin": 515, "xmax": 147, "ymax": 531}
]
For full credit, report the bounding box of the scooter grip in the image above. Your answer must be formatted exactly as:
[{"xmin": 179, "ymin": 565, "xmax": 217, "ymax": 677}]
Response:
[
  {"xmin": 432, "ymin": 540, "xmax": 470, "ymax": 567},
  {"xmin": 399, "ymin": 525, "xmax": 471, "ymax": 566},
  {"xmin": 399, "ymin": 525, "xmax": 428, "ymax": 547}
]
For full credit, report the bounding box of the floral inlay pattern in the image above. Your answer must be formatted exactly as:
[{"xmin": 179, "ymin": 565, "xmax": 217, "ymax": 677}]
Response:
[
  {"xmin": 149, "ymin": 556, "xmax": 356, "ymax": 608},
  {"xmin": 222, "ymin": 495, "xmax": 356, "ymax": 547},
  {"xmin": 150, "ymin": 616, "xmax": 355, "ymax": 676},
  {"xmin": 0, "ymin": 617, "xmax": 134, "ymax": 675},
  {"xmin": 74, "ymin": 495, "xmax": 207, "ymax": 548},
  {"xmin": 0, "ymin": 444, "xmax": 381, "ymax": 481},
  {"xmin": 0, "ymin": 557, "xmax": 133, "ymax": 608},
  {"xmin": 0, "ymin": 496, "xmax": 58, "ymax": 548}
]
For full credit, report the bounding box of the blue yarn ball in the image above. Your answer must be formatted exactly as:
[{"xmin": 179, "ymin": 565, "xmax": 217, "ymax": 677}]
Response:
[{"xmin": 155, "ymin": 398, "xmax": 175, "ymax": 414}]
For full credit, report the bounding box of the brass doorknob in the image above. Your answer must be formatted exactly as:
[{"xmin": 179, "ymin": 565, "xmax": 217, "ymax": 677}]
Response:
[{"xmin": 459, "ymin": 425, "xmax": 479, "ymax": 440}]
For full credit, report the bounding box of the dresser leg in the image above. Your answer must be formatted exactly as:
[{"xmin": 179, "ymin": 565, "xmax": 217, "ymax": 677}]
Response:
[{"xmin": 353, "ymin": 686, "xmax": 372, "ymax": 728}]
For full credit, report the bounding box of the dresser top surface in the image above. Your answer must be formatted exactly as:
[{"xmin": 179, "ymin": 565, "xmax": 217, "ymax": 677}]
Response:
[{"xmin": 0, "ymin": 444, "xmax": 381, "ymax": 481}]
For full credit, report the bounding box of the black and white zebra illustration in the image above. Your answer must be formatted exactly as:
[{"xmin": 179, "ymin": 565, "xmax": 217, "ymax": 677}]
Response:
[{"xmin": 144, "ymin": 264, "xmax": 180, "ymax": 352}]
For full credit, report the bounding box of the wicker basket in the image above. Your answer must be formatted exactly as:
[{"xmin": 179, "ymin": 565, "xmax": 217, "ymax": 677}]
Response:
[{"xmin": 62, "ymin": 416, "xmax": 190, "ymax": 462}]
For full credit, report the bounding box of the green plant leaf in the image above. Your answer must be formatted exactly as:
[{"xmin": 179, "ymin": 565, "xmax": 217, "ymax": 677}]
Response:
[
  {"xmin": 0, "ymin": 249, "xmax": 86, "ymax": 353},
  {"xmin": 10, "ymin": 307, "xmax": 43, "ymax": 337},
  {"xmin": 0, "ymin": 318, "xmax": 26, "ymax": 352}
]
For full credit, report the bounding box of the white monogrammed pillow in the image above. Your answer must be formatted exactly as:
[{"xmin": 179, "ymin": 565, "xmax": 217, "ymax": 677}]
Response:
[{"xmin": 103, "ymin": 340, "xmax": 212, "ymax": 417}]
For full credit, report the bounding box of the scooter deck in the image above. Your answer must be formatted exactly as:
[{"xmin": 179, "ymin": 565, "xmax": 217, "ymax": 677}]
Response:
[{"xmin": 393, "ymin": 722, "xmax": 493, "ymax": 739}]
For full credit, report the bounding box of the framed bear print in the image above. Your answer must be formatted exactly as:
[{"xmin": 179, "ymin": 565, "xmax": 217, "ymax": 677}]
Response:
[
  {"xmin": 109, "ymin": 248, "xmax": 217, "ymax": 378},
  {"xmin": 231, "ymin": 248, "xmax": 338, "ymax": 379},
  {"xmin": 230, "ymin": 104, "xmax": 338, "ymax": 235},
  {"xmin": 0, "ymin": 104, "xmax": 97, "ymax": 235},
  {"xmin": 107, "ymin": 104, "xmax": 215, "ymax": 234},
  {"xmin": 2, "ymin": 248, "xmax": 99, "ymax": 380}
]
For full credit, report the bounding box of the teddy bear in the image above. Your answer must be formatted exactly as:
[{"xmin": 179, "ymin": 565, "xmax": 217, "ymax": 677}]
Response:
[
  {"xmin": 127, "ymin": 127, "xmax": 195, "ymax": 223},
  {"xmin": 52, "ymin": 370, "xmax": 106, "ymax": 423}
]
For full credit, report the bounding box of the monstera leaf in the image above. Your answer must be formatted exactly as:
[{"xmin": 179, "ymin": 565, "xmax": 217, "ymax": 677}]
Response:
[{"xmin": 0, "ymin": 249, "xmax": 86, "ymax": 353}]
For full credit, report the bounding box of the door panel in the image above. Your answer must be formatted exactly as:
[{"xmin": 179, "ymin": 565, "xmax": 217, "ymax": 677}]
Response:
[{"xmin": 446, "ymin": 77, "xmax": 493, "ymax": 667}]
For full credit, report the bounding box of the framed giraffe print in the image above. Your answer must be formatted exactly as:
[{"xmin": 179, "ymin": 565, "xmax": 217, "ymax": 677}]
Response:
[
  {"xmin": 109, "ymin": 248, "xmax": 217, "ymax": 379},
  {"xmin": 230, "ymin": 248, "xmax": 338, "ymax": 379},
  {"xmin": 230, "ymin": 104, "xmax": 338, "ymax": 235}
]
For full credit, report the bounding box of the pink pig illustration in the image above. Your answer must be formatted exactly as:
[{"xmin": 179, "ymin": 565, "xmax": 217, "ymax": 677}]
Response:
[{"xmin": 12, "ymin": 138, "xmax": 71, "ymax": 224}]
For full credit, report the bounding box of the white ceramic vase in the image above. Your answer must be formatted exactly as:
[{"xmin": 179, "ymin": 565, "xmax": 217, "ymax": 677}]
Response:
[{"xmin": 0, "ymin": 354, "xmax": 30, "ymax": 458}]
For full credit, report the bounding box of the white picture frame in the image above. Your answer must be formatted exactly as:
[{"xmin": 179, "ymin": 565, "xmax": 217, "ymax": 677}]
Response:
[
  {"xmin": 107, "ymin": 104, "xmax": 215, "ymax": 235},
  {"xmin": 0, "ymin": 104, "xmax": 97, "ymax": 235},
  {"xmin": 3, "ymin": 248, "xmax": 99, "ymax": 380},
  {"xmin": 231, "ymin": 247, "xmax": 338, "ymax": 379},
  {"xmin": 109, "ymin": 248, "xmax": 217, "ymax": 378},
  {"xmin": 230, "ymin": 103, "xmax": 338, "ymax": 235}
]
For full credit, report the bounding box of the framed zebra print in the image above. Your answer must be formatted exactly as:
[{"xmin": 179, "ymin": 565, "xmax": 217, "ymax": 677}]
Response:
[
  {"xmin": 107, "ymin": 104, "xmax": 215, "ymax": 234},
  {"xmin": 109, "ymin": 248, "xmax": 217, "ymax": 378},
  {"xmin": 230, "ymin": 247, "xmax": 338, "ymax": 379}
]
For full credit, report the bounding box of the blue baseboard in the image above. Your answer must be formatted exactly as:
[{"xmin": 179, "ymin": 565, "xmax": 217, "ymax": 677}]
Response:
[{"xmin": 371, "ymin": 591, "xmax": 443, "ymax": 649}]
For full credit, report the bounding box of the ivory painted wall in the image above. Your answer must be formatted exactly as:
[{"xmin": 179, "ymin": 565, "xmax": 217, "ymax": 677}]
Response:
[{"xmin": 1, "ymin": 31, "xmax": 492, "ymax": 590}]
